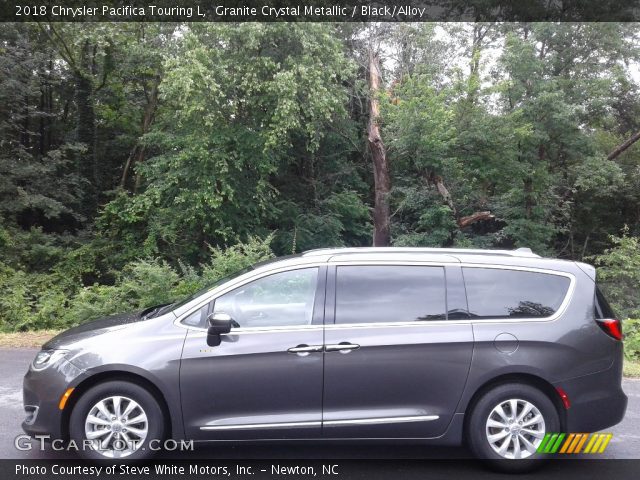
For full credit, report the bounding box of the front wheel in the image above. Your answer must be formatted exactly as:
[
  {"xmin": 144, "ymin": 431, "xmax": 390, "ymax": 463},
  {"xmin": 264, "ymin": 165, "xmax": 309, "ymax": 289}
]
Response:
[
  {"xmin": 69, "ymin": 381, "xmax": 165, "ymax": 460},
  {"xmin": 466, "ymin": 383, "xmax": 560, "ymax": 472}
]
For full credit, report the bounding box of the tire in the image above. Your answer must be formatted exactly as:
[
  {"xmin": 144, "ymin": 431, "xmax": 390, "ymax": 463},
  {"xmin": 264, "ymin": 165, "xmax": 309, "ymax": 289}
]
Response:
[
  {"xmin": 69, "ymin": 380, "xmax": 166, "ymax": 460},
  {"xmin": 466, "ymin": 383, "xmax": 560, "ymax": 473}
]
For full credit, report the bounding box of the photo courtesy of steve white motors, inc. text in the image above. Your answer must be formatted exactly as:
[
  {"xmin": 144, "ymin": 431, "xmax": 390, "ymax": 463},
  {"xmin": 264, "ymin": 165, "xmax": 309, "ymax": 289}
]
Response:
[{"xmin": 14, "ymin": 463, "xmax": 340, "ymax": 477}]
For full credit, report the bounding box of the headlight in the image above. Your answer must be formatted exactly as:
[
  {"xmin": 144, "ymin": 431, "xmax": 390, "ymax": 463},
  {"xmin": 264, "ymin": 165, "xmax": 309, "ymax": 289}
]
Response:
[{"xmin": 31, "ymin": 349, "xmax": 68, "ymax": 371}]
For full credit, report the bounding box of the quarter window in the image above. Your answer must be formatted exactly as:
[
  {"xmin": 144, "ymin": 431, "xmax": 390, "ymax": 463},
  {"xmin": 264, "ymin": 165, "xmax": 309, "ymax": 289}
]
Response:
[
  {"xmin": 335, "ymin": 265, "xmax": 447, "ymax": 324},
  {"xmin": 595, "ymin": 286, "xmax": 616, "ymax": 319},
  {"xmin": 181, "ymin": 303, "xmax": 210, "ymax": 328},
  {"xmin": 462, "ymin": 268, "xmax": 570, "ymax": 319},
  {"xmin": 213, "ymin": 268, "xmax": 319, "ymax": 328}
]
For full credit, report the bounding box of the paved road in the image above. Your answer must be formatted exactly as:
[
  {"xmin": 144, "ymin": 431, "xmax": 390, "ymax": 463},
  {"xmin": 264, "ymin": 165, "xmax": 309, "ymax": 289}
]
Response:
[{"xmin": 1, "ymin": 348, "xmax": 639, "ymax": 459}]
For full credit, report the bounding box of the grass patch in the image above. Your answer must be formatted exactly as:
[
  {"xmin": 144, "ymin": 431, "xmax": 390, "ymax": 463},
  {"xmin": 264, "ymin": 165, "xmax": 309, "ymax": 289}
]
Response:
[
  {"xmin": 624, "ymin": 359, "xmax": 640, "ymax": 378},
  {"xmin": 0, "ymin": 330, "xmax": 61, "ymax": 348}
]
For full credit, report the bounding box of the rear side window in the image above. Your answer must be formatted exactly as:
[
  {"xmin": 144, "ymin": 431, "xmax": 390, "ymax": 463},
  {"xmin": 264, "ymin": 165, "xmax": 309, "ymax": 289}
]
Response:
[
  {"xmin": 463, "ymin": 268, "xmax": 570, "ymax": 319},
  {"xmin": 595, "ymin": 286, "xmax": 616, "ymax": 319},
  {"xmin": 335, "ymin": 265, "xmax": 446, "ymax": 324}
]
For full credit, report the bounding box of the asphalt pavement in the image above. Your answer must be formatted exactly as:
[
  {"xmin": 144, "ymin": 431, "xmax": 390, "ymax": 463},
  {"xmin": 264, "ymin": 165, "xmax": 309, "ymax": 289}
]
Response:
[{"xmin": 1, "ymin": 348, "xmax": 638, "ymax": 459}]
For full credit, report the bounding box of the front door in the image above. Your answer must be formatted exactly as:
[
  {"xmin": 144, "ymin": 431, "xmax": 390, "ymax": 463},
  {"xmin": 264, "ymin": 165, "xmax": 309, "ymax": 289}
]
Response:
[
  {"xmin": 321, "ymin": 263, "xmax": 473, "ymax": 438},
  {"xmin": 180, "ymin": 266, "xmax": 325, "ymax": 440}
]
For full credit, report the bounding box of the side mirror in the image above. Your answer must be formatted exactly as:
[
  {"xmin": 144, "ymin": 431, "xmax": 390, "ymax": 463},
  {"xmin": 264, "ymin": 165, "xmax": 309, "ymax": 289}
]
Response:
[{"xmin": 206, "ymin": 312, "xmax": 234, "ymax": 346}]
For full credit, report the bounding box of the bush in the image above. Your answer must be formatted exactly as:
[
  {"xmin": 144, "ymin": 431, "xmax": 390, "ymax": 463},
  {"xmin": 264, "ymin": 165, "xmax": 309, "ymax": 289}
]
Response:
[
  {"xmin": 0, "ymin": 264, "xmax": 34, "ymax": 331},
  {"xmin": 0, "ymin": 236, "xmax": 275, "ymax": 332},
  {"xmin": 64, "ymin": 259, "xmax": 181, "ymax": 326},
  {"xmin": 623, "ymin": 319, "xmax": 640, "ymax": 361},
  {"xmin": 199, "ymin": 235, "xmax": 274, "ymax": 286},
  {"xmin": 0, "ymin": 264, "xmax": 69, "ymax": 331},
  {"xmin": 591, "ymin": 231, "xmax": 640, "ymax": 320}
]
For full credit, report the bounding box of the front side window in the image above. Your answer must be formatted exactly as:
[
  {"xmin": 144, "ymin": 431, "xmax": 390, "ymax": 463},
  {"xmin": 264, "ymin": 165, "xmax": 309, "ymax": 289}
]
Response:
[
  {"xmin": 213, "ymin": 268, "xmax": 319, "ymax": 328},
  {"xmin": 335, "ymin": 265, "xmax": 447, "ymax": 324},
  {"xmin": 463, "ymin": 268, "xmax": 570, "ymax": 319}
]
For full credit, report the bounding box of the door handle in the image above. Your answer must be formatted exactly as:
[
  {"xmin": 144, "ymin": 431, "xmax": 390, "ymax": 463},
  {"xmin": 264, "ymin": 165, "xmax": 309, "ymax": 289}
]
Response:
[
  {"xmin": 287, "ymin": 344, "xmax": 323, "ymax": 355},
  {"xmin": 325, "ymin": 342, "xmax": 360, "ymax": 353}
]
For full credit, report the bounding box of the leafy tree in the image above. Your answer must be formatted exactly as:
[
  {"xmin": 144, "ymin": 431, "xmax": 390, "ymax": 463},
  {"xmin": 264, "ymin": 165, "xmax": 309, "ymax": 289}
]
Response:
[
  {"xmin": 101, "ymin": 23, "xmax": 356, "ymax": 262},
  {"xmin": 592, "ymin": 231, "xmax": 640, "ymax": 320},
  {"xmin": 1, "ymin": 21, "xmax": 640, "ymax": 331}
]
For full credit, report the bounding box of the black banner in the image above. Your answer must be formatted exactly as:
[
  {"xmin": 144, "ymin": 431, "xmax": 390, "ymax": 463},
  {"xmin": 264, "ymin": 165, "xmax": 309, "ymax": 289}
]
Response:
[
  {"xmin": 2, "ymin": 0, "xmax": 640, "ymax": 22},
  {"xmin": 4, "ymin": 459, "xmax": 640, "ymax": 480}
]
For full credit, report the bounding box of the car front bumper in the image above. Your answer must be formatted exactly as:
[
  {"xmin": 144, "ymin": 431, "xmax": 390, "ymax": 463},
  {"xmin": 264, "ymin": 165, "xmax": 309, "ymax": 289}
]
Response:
[{"xmin": 22, "ymin": 357, "xmax": 85, "ymax": 440}]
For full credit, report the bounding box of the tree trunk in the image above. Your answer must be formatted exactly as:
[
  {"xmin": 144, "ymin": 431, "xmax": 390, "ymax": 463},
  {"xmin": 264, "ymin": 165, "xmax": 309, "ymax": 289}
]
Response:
[
  {"xmin": 367, "ymin": 47, "xmax": 391, "ymax": 247},
  {"xmin": 428, "ymin": 172, "xmax": 457, "ymax": 217},
  {"xmin": 74, "ymin": 70, "xmax": 96, "ymax": 206},
  {"xmin": 458, "ymin": 211, "xmax": 494, "ymax": 228},
  {"xmin": 608, "ymin": 130, "xmax": 640, "ymax": 161},
  {"xmin": 39, "ymin": 86, "xmax": 45, "ymax": 156},
  {"xmin": 523, "ymin": 177, "xmax": 533, "ymax": 219},
  {"xmin": 121, "ymin": 80, "xmax": 160, "ymax": 189},
  {"xmin": 425, "ymin": 172, "xmax": 494, "ymax": 229},
  {"xmin": 22, "ymin": 94, "xmax": 30, "ymax": 150},
  {"xmin": 466, "ymin": 24, "xmax": 486, "ymax": 105}
]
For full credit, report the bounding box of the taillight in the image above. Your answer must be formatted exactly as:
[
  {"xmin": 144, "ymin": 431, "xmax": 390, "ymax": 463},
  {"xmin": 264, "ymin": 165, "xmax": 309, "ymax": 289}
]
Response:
[{"xmin": 595, "ymin": 318, "xmax": 623, "ymax": 341}]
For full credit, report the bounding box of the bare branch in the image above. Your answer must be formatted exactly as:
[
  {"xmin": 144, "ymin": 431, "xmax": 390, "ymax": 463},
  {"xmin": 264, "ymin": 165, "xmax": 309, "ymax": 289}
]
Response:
[{"xmin": 607, "ymin": 130, "xmax": 640, "ymax": 161}]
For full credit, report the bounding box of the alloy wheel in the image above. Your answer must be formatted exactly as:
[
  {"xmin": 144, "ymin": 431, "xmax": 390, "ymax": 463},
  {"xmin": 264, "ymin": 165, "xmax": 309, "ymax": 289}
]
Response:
[
  {"xmin": 485, "ymin": 398, "xmax": 546, "ymax": 459},
  {"xmin": 84, "ymin": 395, "xmax": 149, "ymax": 458}
]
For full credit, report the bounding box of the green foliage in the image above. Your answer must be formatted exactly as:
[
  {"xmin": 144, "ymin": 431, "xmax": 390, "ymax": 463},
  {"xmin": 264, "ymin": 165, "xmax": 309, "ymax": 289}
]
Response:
[
  {"xmin": 271, "ymin": 192, "xmax": 371, "ymax": 254},
  {"xmin": 0, "ymin": 237, "xmax": 274, "ymax": 332},
  {"xmin": 393, "ymin": 203, "xmax": 458, "ymax": 247},
  {"xmin": 100, "ymin": 23, "xmax": 356, "ymax": 263},
  {"xmin": 592, "ymin": 231, "xmax": 640, "ymax": 320},
  {"xmin": 0, "ymin": 264, "xmax": 34, "ymax": 331},
  {"xmin": 623, "ymin": 318, "xmax": 640, "ymax": 361},
  {"xmin": 63, "ymin": 259, "xmax": 180, "ymax": 326},
  {"xmin": 199, "ymin": 235, "xmax": 275, "ymax": 287},
  {"xmin": 2, "ymin": 22, "xmax": 640, "ymax": 331},
  {"xmin": 384, "ymin": 74, "xmax": 455, "ymax": 174}
]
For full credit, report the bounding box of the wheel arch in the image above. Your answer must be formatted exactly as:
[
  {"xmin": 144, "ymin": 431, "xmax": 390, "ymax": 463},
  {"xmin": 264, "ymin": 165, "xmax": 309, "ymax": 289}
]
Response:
[
  {"xmin": 61, "ymin": 370, "xmax": 173, "ymax": 441},
  {"xmin": 462, "ymin": 372, "xmax": 567, "ymax": 442}
]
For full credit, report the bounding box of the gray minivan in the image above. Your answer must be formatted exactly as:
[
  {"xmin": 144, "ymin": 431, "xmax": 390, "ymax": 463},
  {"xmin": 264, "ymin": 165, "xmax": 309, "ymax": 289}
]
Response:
[{"xmin": 23, "ymin": 247, "xmax": 627, "ymax": 468}]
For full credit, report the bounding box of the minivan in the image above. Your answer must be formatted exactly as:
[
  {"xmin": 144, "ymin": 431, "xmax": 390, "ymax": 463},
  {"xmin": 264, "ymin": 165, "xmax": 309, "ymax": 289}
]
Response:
[{"xmin": 23, "ymin": 247, "xmax": 627, "ymax": 469}]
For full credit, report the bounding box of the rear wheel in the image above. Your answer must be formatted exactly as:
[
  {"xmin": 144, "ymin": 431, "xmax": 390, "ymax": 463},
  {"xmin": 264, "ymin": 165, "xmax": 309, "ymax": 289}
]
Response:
[
  {"xmin": 70, "ymin": 381, "xmax": 165, "ymax": 460},
  {"xmin": 467, "ymin": 383, "xmax": 560, "ymax": 472}
]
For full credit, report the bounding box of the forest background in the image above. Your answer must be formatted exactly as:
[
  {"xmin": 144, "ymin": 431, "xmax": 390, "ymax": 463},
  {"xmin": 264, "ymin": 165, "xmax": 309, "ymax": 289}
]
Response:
[{"xmin": 1, "ymin": 22, "xmax": 639, "ymax": 361}]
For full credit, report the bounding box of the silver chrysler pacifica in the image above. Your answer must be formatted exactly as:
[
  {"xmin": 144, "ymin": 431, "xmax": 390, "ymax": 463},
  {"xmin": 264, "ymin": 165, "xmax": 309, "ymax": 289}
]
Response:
[{"xmin": 22, "ymin": 247, "xmax": 627, "ymax": 469}]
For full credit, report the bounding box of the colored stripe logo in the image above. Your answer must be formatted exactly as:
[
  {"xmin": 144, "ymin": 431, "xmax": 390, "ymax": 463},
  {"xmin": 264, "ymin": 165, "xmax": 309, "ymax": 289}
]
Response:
[{"xmin": 537, "ymin": 433, "xmax": 612, "ymax": 454}]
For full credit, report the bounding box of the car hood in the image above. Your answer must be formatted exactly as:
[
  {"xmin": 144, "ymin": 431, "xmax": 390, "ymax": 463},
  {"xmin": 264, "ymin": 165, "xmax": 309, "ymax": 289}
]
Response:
[{"xmin": 43, "ymin": 311, "xmax": 148, "ymax": 350}]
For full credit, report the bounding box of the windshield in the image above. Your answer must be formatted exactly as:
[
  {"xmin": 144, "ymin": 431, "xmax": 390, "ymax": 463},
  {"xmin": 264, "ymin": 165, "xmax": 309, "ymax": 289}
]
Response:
[{"xmin": 152, "ymin": 266, "xmax": 254, "ymax": 317}]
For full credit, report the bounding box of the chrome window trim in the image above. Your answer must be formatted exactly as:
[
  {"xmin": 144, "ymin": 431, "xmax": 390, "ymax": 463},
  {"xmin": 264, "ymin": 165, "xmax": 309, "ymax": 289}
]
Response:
[
  {"xmin": 324, "ymin": 322, "xmax": 470, "ymax": 330},
  {"xmin": 329, "ymin": 262, "xmax": 575, "ymax": 326},
  {"xmin": 176, "ymin": 261, "xmax": 576, "ymax": 333},
  {"xmin": 190, "ymin": 325, "xmax": 325, "ymax": 335},
  {"xmin": 199, "ymin": 415, "xmax": 439, "ymax": 431},
  {"xmin": 458, "ymin": 263, "xmax": 576, "ymax": 324}
]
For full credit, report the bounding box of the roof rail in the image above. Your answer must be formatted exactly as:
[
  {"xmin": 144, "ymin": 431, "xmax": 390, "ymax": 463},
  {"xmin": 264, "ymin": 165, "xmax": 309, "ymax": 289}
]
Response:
[{"xmin": 302, "ymin": 247, "xmax": 541, "ymax": 258}]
